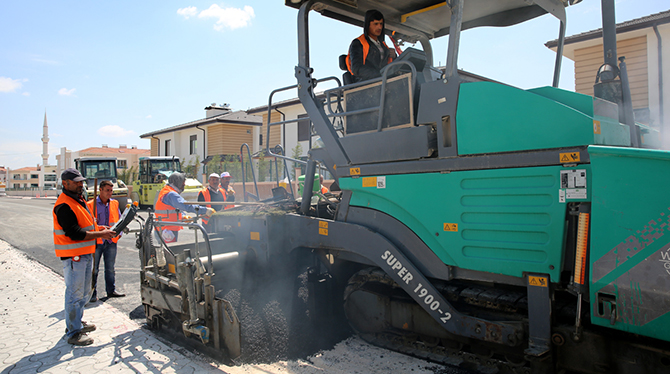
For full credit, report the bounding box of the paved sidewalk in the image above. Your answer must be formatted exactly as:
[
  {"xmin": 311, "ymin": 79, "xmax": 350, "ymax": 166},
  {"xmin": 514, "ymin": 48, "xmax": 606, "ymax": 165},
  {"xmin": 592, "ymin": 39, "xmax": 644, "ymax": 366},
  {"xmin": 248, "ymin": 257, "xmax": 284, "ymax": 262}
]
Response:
[{"xmin": 0, "ymin": 240, "xmax": 221, "ymax": 374}]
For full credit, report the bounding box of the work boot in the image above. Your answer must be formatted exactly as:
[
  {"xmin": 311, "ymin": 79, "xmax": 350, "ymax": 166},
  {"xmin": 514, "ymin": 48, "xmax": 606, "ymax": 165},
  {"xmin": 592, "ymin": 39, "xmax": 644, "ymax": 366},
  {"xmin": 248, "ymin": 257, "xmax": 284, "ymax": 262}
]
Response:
[
  {"xmin": 67, "ymin": 332, "xmax": 93, "ymax": 346},
  {"xmin": 65, "ymin": 321, "xmax": 96, "ymax": 334},
  {"xmin": 107, "ymin": 291, "xmax": 125, "ymax": 298}
]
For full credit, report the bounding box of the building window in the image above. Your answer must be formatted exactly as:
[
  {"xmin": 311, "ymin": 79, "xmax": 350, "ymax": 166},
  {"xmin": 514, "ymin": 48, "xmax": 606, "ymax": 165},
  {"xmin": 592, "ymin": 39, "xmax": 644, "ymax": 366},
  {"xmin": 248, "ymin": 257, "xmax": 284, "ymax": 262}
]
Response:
[
  {"xmin": 44, "ymin": 174, "xmax": 57, "ymax": 182},
  {"xmin": 31, "ymin": 174, "xmax": 39, "ymax": 179},
  {"xmin": 165, "ymin": 139, "xmax": 171, "ymax": 156},
  {"xmin": 118, "ymin": 159, "xmax": 128, "ymax": 169},
  {"xmin": 298, "ymin": 114, "xmax": 311, "ymax": 142},
  {"xmin": 190, "ymin": 135, "xmax": 197, "ymax": 155}
]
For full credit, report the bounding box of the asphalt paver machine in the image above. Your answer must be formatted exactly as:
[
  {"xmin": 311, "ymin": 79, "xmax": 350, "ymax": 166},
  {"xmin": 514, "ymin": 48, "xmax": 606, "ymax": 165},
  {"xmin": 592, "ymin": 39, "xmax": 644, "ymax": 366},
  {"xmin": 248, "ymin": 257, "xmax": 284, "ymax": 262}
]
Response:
[{"xmin": 138, "ymin": 1, "xmax": 670, "ymax": 372}]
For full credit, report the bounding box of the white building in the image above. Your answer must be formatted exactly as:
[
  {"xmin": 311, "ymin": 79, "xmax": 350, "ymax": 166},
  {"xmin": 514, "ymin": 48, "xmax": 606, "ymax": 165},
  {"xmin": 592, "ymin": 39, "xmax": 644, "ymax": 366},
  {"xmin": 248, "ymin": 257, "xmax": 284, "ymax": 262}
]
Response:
[
  {"xmin": 547, "ymin": 9, "xmax": 670, "ymax": 144},
  {"xmin": 139, "ymin": 104, "xmax": 262, "ymax": 182}
]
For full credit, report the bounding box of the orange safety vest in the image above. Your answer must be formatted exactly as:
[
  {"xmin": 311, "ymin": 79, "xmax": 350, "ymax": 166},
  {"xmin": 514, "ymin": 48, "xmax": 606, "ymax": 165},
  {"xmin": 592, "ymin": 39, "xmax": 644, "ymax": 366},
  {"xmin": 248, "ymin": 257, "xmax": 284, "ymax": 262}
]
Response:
[
  {"xmin": 200, "ymin": 187, "xmax": 228, "ymax": 224},
  {"xmin": 86, "ymin": 198, "xmax": 120, "ymax": 244},
  {"xmin": 346, "ymin": 34, "xmax": 393, "ymax": 75},
  {"xmin": 52, "ymin": 193, "xmax": 97, "ymax": 258},
  {"xmin": 154, "ymin": 185, "xmax": 183, "ymax": 231}
]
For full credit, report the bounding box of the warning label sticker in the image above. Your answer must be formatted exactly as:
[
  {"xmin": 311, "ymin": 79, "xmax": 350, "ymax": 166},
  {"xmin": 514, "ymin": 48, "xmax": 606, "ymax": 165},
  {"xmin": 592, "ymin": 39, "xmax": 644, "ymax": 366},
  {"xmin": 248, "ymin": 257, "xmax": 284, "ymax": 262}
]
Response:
[
  {"xmin": 560, "ymin": 152, "xmax": 580, "ymax": 163},
  {"xmin": 443, "ymin": 223, "xmax": 458, "ymax": 232},
  {"xmin": 593, "ymin": 120, "xmax": 601, "ymax": 134},
  {"xmin": 318, "ymin": 221, "xmax": 328, "ymax": 236},
  {"xmin": 528, "ymin": 276, "xmax": 548, "ymax": 287},
  {"xmin": 362, "ymin": 177, "xmax": 377, "ymax": 187}
]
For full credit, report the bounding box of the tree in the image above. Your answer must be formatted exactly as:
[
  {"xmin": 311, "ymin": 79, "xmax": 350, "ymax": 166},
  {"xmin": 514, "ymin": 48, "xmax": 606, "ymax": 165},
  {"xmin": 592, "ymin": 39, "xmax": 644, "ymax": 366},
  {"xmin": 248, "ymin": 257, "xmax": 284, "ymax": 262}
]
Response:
[
  {"xmin": 208, "ymin": 155, "xmax": 223, "ymax": 175},
  {"xmin": 290, "ymin": 143, "xmax": 303, "ymax": 179},
  {"xmin": 257, "ymin": 150, "xmax": 270, "ymax": 182},
  {"xmin": 118, "ymin": 166, "xmax": 136, "ymax": 184},
  {"xmin": 183, "ymin": 155, "xmax": 200, "ymax": 178}
]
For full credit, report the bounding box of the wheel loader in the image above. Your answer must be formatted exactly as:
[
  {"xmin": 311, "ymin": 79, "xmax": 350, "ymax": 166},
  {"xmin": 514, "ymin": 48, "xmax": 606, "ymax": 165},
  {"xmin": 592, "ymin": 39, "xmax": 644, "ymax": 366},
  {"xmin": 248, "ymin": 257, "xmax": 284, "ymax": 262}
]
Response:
[{"xmin": 138, "ymin": 0, "xmax": 670, "ymax": 372}]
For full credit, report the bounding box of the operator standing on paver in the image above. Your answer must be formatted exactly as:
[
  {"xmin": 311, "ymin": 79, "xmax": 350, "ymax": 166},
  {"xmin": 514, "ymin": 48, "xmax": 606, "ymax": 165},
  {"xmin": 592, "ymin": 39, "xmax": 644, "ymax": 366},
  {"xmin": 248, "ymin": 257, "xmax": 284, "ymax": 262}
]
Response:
[
  {"xmin": 154, "ymin": 172, "xmax": 214, "ymax": 242},
  {"xmin": 86, "ymin": 180, "xmax": 125, "ymax": 302},
  {"xmin": 53, "ymin": 168, "xmax": 116, "ymax": 346}
]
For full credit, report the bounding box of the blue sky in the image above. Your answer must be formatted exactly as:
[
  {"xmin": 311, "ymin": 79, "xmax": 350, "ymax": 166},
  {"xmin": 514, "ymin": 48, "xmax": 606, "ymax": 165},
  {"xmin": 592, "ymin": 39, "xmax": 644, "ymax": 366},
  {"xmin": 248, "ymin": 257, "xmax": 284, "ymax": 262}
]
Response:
[{"xmin": 1, "ymin": 0, "xmax": 668, "ymax": 169}]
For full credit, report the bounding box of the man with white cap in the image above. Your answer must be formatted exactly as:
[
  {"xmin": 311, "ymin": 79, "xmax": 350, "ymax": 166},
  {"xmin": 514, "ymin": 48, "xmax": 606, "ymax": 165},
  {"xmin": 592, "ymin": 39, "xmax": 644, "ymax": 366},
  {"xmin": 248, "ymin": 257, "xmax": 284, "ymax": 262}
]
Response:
[
  {"xmin": 198, "ymin": 172, "xmax": 227, "ymax": 232},
  {"xmin": 219, "ymin": 171, "xmax": 235, "ymax": 206}
]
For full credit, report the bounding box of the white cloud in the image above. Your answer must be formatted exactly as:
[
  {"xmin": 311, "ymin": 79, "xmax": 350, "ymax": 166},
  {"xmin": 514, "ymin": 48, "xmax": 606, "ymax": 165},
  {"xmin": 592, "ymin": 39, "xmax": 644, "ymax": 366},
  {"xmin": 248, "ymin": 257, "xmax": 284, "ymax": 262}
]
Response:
[
  {"xmin": 198, "ymin": 5, "xmax": 255, "ymax": 31},
  {"xmin": 98, "ymin": 125, "xmax": 135, "ymax": 137},
  {"xmin": 177, "ymin": 6, "xmax": 198, "ymax": 19},
  {"xmin": 58, "ymin": 88, "xmax": 76, "ymax": 96},
  {"xmin": 22, "ymin": 92, "xmax": 30, "ymax": 97},
  {"xmin": 146, "ymin": 115, "xmax": 152, "ymax": 119},
  {"xmin": 0, "ymin": 77, "xmax": 27, "ymax": 93}
]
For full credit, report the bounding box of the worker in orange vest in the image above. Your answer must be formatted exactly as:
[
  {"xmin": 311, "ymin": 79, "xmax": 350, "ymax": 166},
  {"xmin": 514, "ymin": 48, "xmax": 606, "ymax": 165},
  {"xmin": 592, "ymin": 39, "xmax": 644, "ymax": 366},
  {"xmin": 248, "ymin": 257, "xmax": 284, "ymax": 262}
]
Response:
[
  {"xmin": 219, "ymin": 171, "xmax": 235, "ymax": 206},
  {"xmin": 198, "ymin": 173, "xmax": 223, "ymax": 232},
  {"xmin": 53, "ymin": 168, "xmax": 116, "ymax": 346},
  {"xmin": 86, "ymin": 180, "xmax": 125, "ymax": 302},
  {"xmin": 346, "ymin": 9, "xmax": 395, "ymax": 83},
  {"xmin": 319, "ymin": 175, "xmax": 329, "ymax": 194},
  {"xmin": 154, "ymin": 172, "xmax": 214, "ymax": 242}
]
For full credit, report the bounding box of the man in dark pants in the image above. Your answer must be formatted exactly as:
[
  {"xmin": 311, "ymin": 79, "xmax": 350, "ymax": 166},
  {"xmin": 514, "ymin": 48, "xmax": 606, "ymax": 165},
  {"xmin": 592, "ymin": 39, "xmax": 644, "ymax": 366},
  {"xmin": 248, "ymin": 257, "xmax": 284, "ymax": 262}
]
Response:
[
  {"xmin": 346, "ymin": 9, "xmax": 396, "ymax": 83},
  {"xmin": 87, "ymin": 180, "xmax": 125, "ymax": 302},
  {"xmin": 53, "ymin": 168, "xmax": 116, "ymax": 345}
]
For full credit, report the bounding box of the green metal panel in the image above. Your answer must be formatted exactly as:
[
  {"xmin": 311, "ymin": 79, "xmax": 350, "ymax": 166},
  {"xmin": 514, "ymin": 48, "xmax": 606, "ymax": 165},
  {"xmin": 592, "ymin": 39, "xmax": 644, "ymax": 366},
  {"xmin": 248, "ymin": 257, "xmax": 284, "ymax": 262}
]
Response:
[
  {"xmin": 456, "ymin": 83, "xmax": 634, "ymax": 155},
  {"xmin": 527, "ymin": 86, "xmax": 594, "ymax": 116},
  {"xmin": 457, "ymin": 82, "xmax": 595, "ymax": 155},
  {"xmin": 339, "ymin": 165, "xmax": 591, "ymax": 282},
  {"xmin": 589, "ymin": 145, "xmax": 670, "ymax": 342}
]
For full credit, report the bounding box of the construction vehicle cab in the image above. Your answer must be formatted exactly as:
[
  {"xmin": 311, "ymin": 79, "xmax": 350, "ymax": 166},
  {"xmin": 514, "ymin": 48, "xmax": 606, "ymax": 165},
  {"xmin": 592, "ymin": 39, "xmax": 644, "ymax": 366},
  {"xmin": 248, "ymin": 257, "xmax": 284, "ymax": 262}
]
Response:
[
  {"xmin": 131, "ymin": 156, "xmax": 182, "ymax": 207},
  {"xmin": 74, "ymin": 156, "xmax": 129, "ymax": 209},
  {"xmin": 131, "ymin": 156, "xmax": 202, "ymax": 207},
  {"xmin": 137, "ymin": 1, "xmax": 670, "ymax": 373}
]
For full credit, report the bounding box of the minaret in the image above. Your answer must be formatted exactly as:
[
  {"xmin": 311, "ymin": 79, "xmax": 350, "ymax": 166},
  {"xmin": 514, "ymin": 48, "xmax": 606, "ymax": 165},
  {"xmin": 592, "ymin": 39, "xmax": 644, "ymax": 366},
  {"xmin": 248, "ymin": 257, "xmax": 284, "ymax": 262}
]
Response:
[{"xmin": 41, "ymin": 111, "xmax": 49, "ymax": 167}]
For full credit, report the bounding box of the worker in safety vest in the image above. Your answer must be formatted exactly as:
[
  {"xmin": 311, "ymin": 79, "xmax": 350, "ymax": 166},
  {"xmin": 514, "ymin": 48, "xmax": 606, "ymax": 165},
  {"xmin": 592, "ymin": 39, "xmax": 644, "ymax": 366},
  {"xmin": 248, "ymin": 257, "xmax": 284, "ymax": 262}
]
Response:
[
  {"xmin": 219, "ymin": 171, "xmax": 235, "ymax": 206},
  {"xmin": 53, "ymin": 168, "xmax": 116, "ymax": 346},
  {"xmin": 154, "ymin": 172, "xmax": 214, "ymax": 242},
  {"xmin": 319, "ymin": 175, "xmax": 329, "ymax": 194},
  {"xmin": 86, "ymin": 180, "xmax": 125, "ymax": 302},
  {"xmin": 346, "ymin": 9, "xmax": 395, "ymax": 83},
  {"xmin": 197, "ymin": 172, "xmax": 232, "ymax": 232}
]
